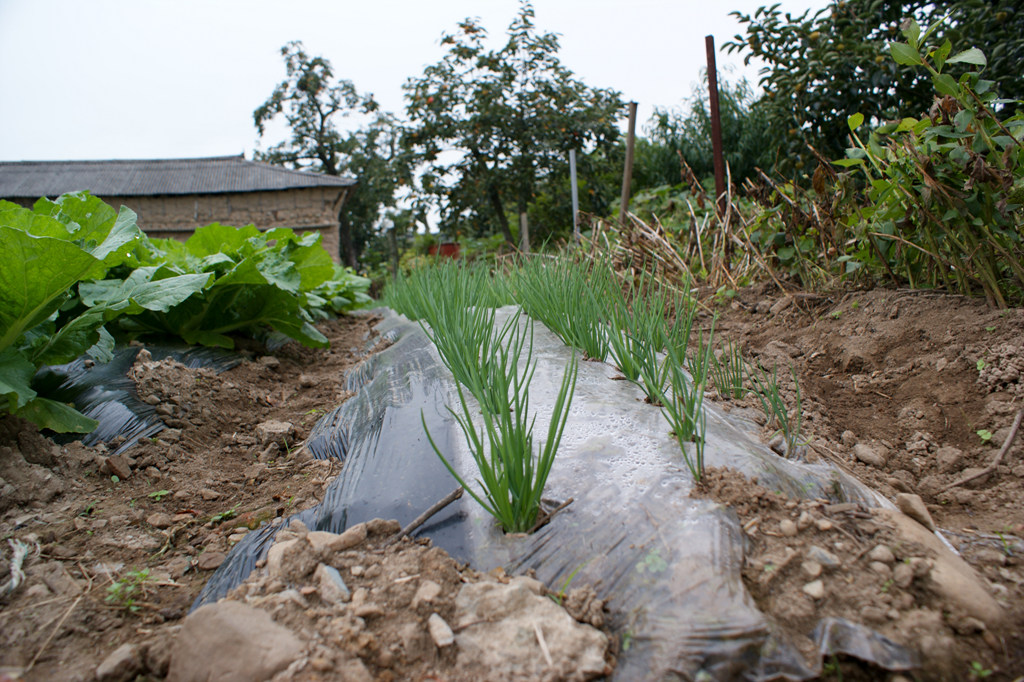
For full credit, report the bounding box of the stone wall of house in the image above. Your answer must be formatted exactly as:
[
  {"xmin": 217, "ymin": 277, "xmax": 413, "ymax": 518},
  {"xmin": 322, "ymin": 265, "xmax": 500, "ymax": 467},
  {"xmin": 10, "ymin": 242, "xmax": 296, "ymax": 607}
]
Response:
[{"xmin": 102, "ymin": 186, "xmax": 347, "ymax": 263}]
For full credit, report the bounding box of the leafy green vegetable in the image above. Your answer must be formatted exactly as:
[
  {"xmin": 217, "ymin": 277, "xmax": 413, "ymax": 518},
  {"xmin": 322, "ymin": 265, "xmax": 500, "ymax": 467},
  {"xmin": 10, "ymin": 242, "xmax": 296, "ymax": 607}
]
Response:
[{"xmin": 1, "ymin": 192, "xmax": 370, "ymax": 433}]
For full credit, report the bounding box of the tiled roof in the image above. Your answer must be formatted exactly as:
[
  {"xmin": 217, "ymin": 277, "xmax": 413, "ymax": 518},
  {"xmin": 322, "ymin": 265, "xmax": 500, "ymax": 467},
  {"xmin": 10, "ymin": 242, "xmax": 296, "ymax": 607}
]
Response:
[{"xmin": 0, "ymin": 155, "xmax": 356, "ymax": 199}]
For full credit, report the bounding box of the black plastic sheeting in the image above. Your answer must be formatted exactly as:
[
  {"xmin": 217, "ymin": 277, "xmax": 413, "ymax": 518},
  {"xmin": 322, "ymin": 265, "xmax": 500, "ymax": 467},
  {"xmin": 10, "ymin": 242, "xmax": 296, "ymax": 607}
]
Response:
[
  {"xmin": 195, "ymin": 309, "xmax": 916, "ymax": 680},
  {"xmin": 37, "ymin": 345, "xmax": 241, "ymax": 455}
]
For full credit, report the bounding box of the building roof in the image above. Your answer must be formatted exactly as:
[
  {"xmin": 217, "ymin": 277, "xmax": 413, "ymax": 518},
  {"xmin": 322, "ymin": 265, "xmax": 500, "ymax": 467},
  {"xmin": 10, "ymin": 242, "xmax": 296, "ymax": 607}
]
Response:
[{"xmin": 0, "ymin": 155, "xmax": 356, "ymax": 199}]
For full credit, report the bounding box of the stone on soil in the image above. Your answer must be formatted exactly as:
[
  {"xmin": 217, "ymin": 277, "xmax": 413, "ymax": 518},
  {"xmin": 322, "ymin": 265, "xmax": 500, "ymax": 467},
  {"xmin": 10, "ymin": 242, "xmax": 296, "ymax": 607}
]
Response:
[
  {"xmin": 95, "ymin": 642, "xmax": 143, "ymax": 682},
  {"xmin": 876, "ymin": 508, "xmax": 1005, "ymax": 627},
  {"xmin": 255, "ymin": 419, "xmax": 296, "ymax": 447},
  {"xmin": 102, "ymin": 455, "xmax": 133, "ymax": 479},
  {"xmin": 806, "ymin": 545, "xmax": 840, "ymax": 569},
  {"xmin": 166, "ymin": 601, "xmax": 303, "ymax": 682},
  {"xmin": 427, "ymin": 612, "xmax": 455, "ymax": 647},
  {"xmin": 801, "ymin": 580, "xmax": 825, "ymax": 600},
  {"xmin": 315, "ymin": 563, "xmax": 351, "ymax": 604},
  {"xmin": 852, "ymin": 443, "xmax": 886, "ymax": 467},
  {"xmin": 895, "ymin": 493, "xmax": 936, "ymax": 531},
  {"xmin": 196, "ymin": 551, "xmax": 226, "ymax": 571},
  {"xmin": 455, "ymin": 578, "xmax": 608, "ymax": 681}
]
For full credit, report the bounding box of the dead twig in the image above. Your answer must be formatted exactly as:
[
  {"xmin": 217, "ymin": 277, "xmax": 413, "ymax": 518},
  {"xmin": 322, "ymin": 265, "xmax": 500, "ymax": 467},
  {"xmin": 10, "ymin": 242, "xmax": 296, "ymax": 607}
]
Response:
[
  {"xmin": 25, "ymin": 563, "xmax": 94, "ymax": 673},
  {"xmin": 938, "ymin": 408, "xmax": 1023, "ymax": 493},
  {"xmin": 528, "ymin": 497, "xmax": 574, "ymax": 534},
  {"xmin": 386, "ymin": 487, "xmax": 464, "ymax": 547}
]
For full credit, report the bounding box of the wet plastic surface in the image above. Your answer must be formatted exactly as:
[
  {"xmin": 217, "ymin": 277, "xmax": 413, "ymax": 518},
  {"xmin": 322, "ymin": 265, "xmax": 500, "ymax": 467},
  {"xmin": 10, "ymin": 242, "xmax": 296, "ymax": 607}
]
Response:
[
  {"xmin": 196, "ymin": 308, "xmax": 910, "ymax": 679},
  {"xmin": 38, "ymin": 345, "xmax": 240, "ymax": 455}
]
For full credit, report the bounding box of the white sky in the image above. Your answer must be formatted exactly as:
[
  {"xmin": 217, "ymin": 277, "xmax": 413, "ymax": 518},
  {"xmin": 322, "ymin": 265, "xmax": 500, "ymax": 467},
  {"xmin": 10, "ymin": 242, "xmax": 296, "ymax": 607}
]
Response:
[{"xmin": 0, "ymin": 0, "xmax": 830, "ymax": 162}]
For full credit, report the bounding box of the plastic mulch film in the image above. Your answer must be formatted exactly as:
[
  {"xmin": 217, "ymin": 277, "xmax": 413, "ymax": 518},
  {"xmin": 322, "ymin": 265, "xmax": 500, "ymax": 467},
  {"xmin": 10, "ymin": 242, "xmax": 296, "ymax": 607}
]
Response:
[
  {"xmin": 197, "ymin": 307, "xmax": 908, "ymax": 680},
  {"xmin": 38, "ymin": 345, "xmax": 241, "ymax": 455}
]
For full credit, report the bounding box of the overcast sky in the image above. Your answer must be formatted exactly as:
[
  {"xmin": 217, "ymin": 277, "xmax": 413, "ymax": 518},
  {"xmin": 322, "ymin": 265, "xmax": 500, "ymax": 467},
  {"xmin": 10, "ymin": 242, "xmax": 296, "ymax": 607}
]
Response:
[{"xmin": 0, "ymin": 0, "xmax": 830, "ymax": 163}]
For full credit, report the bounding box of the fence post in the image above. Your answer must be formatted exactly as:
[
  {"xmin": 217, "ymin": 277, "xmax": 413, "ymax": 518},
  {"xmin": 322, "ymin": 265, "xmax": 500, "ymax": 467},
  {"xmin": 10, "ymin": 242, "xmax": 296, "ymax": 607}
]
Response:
[
  {"xmin": 569, "ymin": 149, "xmax": 580, "ymax": 243},
  {"xmin": 619, "ymin": 101, "xmax": 638, "ymax": 224},
  {"xmin": 705, "ymin": 35, "xmax": 730, "ymax": 263}
]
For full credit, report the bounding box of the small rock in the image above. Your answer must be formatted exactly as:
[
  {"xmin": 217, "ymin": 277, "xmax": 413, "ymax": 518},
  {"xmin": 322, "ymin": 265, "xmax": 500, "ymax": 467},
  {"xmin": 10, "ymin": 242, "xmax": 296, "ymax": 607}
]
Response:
[
  {"xmin": 155, "ymin": 404, "xmax": 174, "ymax": 417},
  {"xmin": 350, "ymin": 565, "xmax": 364, "ymax": 577},
  {"xmin": 779, "ymin": 519, "xmax": 798, "ymax": 537},
  {"xmin": 196, "ymin": 551, "xmax": 226, "ymax": 571},
  {"xmin": 412, "ymin": 580, "xmax": 442, "ymax": 609},
  {"xmin": 102, "ymin": 455, "xmax": 133, "ymax": 480},
  {"xmin": 893, "ymin": 562, "xmax": 915, "ymax": 589},
  {"xmin": 815, "ymin": 518, "xmax": 833, "ymax": 532},
  {"xmin": 869, "ymin": 561, "xmax": 893, "ymax": 579},
  {"xmin": 769, "ymin": 296, "xmax": 793, "ymax": 315},
  {"xmin": 199, "ymin": 488, "xmax": 220, "ymax": 501},
  {"xmin": 935, "ymin": 445, "xmax": 963, "ymax": 473},
  {"xmin": 840, "ymin": 430, "xmax": 856, "ymax": 447},
  {"xmin": 796, "ymin": 511, "xmax": 814, "ymax": 531},
  {"xmin": 853, "ymin": 443, "xmax": 886, "ymax": 467},
  {"xmin": 161, "ymin": 428, "xmax": 182, "ymax": 443},
  {"xmin": 755, "ymin": 300, "xmax": 772, "ymax": 314},
  {"xmin": 143, "ymin": 394, "xmax": 162, "ymax": 406},
  {"xmin": 975, "ymin": 547, "xmax": 1009, "ymax": 566},
  {"xmin": 802, "ymin": 580, "xmax": 825, "ymax": 599},
  {"xmin": 807, "ymin": 545, "xmax": 841, "ymax": 569},
  {"xmin": 173, "ymin": 490, "xmax": 189, "ymax": 500},
  {"xmin": 95, "ymin": 643, "xmax": 142, "ymax": 682},
  {"xmin": 868, "ymin": 545, "xmax": 896, "ymax": 564},
  {"xmin": 147, "ymin": 512, "xmax": 173, "ymax": 529},
  {"xmin": 427, "ymin": 613, "xmax": 455, "ymax": 647},
  {"xmin": 166, "ymin": 601, "xmax": 302, "ymax": 681},
  {"xmin": 255, "ymin": 420, "xmax": 296, "ymax": 447},
  {"xmin": 861, "ymin": 605, "xmax": 888, "ymax": 624},
  {"xmin": 801, "ymin": 561, "xmax": 823, "ymax": 579},
  {"xmin": 266, "ymin": 539, "xmax": 317, "ymax": 581},
  {"xmin": 959, "ymin": 467, "xmax": 991, "ymax": 488},
  {"xmin": 299, "ymin": 374, "xmax": 316, "ymax": 388},
  {"xmin": 909, "ymin": 557, "xmax": 932, "ymax": 577},
  {"xmin": 316, "ymin": 563, "xmax": 351, "ymax": 604},
  {"xmin": 769, "ymin": 434, "xmax": 786, "ymax": 456},
  {"xmin": 952, "ymin": 616, "xmax": 987, "ymax": 635},
  {"xmin": 258, "ymin": 356, "xmax": 280, "ymax": 369},
  {"xmin": 512, "ymin": 575, "xmax": 546, "ymax": 596},
  {"xmin": 895, "ymin": 493, "xmax": 935, "ymax": 531}
]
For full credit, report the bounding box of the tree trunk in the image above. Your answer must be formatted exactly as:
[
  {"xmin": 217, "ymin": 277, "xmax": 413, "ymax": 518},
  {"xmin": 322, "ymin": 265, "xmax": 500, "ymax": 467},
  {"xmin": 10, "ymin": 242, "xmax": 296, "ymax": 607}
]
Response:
[
  {"xmin": 338, "ymin": 210, "xmax": 358, "ymax": 268},
  {"xmin": 488, "ymin": 185, "xmax": 515, "ymax": 246}
]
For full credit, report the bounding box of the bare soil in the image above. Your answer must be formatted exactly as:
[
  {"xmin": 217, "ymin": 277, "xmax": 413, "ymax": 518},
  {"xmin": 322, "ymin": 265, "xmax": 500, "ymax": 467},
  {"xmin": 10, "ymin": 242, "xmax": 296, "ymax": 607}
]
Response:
[{"xmin": 1, "ymin": 286, "xmax": 1022, "ymax": 681}]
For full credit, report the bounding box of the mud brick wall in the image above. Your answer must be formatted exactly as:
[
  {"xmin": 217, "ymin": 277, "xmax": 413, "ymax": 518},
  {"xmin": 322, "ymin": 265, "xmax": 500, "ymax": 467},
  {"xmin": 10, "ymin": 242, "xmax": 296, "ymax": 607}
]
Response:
[{"xmin": 103, "ymin": 186, "xmax": 347, "ymax": 263}]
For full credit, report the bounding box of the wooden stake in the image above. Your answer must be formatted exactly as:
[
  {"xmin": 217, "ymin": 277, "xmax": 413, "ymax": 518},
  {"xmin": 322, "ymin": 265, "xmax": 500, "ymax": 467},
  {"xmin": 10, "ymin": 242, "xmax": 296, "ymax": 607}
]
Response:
[
  {"xmin": 619, "ymin": 102, "xmax": 638, "ymax": 223},
  {"xmin": 705, "ymin": 35, "xmax": 730, "ymax": 263}
]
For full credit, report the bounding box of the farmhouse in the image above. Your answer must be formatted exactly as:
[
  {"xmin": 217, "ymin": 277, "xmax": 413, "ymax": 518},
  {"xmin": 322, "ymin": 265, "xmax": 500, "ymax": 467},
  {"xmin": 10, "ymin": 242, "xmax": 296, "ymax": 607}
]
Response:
[{"xmin": 0, "ymin": 155, "xmax": 356, "ymax": 262}]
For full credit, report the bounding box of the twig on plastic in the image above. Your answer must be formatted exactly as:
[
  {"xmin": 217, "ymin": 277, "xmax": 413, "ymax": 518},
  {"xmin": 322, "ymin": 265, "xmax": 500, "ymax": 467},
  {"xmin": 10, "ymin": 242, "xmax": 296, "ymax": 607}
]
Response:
[
  {"xmin": 386, "ymin": 487, "xmax": 464, "ymax": 547},
  {"xmin": 528, "ymin": 497, "xmax": 574, "ymax": 534},
  {"xmin": 938, "ymin": 409, "xmax": 1023, "ymax": 493}
]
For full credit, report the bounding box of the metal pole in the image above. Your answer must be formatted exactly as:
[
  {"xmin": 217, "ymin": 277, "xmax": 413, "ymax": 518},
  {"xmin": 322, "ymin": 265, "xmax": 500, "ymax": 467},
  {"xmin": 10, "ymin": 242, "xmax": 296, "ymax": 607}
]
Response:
[
  {"xmin": 619, "ymin": 101, "xmax": 638, "ymax": 223},
  {"xmin": 705, "ymin": 35, "xmax": 729, "ymax": 250},
  {"xmin": 569, "ymin": 149, "xmax": 580, "ymax": 243}
]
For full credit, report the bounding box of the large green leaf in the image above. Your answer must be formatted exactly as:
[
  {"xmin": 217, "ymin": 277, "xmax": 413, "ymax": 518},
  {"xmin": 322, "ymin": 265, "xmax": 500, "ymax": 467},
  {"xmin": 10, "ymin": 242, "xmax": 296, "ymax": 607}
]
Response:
[
  {"xmin": 0, "ymin": 227, "xmax": 99, "ymax": 354},
  {"xmin": 889, "ymin": 41, "xmax": 922, "ymax": 66},
  {"xmin": 16, "ymin": 397, "xmax": 99, "ymax": 433},
  {"xmin": 78, "ymin": 268, "xmax": 212, "ymax": 313},
  {"xmin": 185, "ymin": 222, "xmax": 262, "ymax": 258},
  {"xmin": 0, "ymin": 348, "xmax": 37, "ymax": 410}
]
